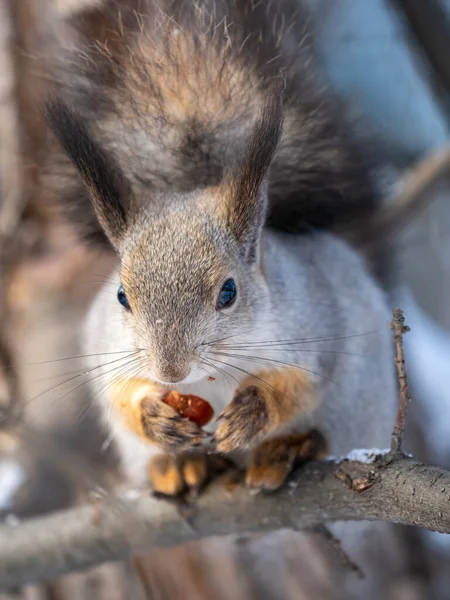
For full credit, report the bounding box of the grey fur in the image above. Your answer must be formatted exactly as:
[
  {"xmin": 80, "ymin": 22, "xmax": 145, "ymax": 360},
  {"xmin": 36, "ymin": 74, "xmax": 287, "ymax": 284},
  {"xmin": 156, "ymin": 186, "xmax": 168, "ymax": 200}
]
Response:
[
  {"xmin": 46, "ymin": 0, "xmax": 385, "ymax": 250},
  {"xmin": 44, "ymin": 3, "xmax": 399, "ymax": 587},
  {"xmin": 84, "ymin": 211, "xmax": 396, "ymax": 483},
  {"xmin": 46, "ymin": 0, "xmax": 396, "ymax": 484}
]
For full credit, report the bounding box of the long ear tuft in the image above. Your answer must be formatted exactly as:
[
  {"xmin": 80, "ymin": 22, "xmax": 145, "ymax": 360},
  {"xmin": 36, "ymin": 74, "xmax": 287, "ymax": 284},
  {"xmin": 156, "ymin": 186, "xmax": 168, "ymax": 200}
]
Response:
[
  {"xmin": 46, "ymin": 98, "xmax": 131, "ymax": 247},
  {"xmin": 227, "ymin": 96, "xmax": 284, "ymax": 256}
]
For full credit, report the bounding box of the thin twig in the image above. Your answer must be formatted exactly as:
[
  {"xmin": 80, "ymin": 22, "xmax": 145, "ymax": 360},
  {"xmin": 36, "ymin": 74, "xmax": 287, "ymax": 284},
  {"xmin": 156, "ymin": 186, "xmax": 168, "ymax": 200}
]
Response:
[
  {"xmin": 312, "ymin": 524, "xmax": 364, "ymax": 579},
  {"xmin": 390, "ymin": 307, "xmax": 411, "ymax": 454}
]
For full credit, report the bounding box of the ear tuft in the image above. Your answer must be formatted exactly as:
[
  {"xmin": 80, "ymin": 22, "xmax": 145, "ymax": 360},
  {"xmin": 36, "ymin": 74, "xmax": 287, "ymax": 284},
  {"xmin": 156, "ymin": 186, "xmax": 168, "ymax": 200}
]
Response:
[
  {"xmin": 46, "ymin": 97, "xmax": 131, "ymax": 247},
  {"xmin": 226, "ymin": 95, "xmax": 284, "ymax": 255}
]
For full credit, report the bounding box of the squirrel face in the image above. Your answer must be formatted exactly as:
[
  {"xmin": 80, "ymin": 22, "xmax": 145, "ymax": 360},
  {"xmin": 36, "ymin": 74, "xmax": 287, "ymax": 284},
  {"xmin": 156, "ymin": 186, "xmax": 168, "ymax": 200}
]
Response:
[
  {"xmin": 46, "ymin": 97, "xmax": 283, "ymax": 383},
  {"xmin": 117, "ymin": 203, "xmax": 270, "ymax": 384}
]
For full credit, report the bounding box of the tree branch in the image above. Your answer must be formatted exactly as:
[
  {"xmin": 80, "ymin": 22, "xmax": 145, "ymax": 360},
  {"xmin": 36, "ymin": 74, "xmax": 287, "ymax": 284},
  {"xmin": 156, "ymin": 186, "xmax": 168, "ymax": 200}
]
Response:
[
  {"xmin": 1, "ymin": 454, "xmax": 450, "ymax": 589},
  {"xmin": 0, "ymin": 308, "xmax": 446, "ymax": 590},
  {"xmin": 351, "ymin": 145, "xmax": 450, "ymax": 251},
  {"xmin": 391, "ymin": 0, "xmax": 450, "ymax": 98},
  {"xmin": 390, "ymin": 307, "xmax": 412, "ymax": 454}
]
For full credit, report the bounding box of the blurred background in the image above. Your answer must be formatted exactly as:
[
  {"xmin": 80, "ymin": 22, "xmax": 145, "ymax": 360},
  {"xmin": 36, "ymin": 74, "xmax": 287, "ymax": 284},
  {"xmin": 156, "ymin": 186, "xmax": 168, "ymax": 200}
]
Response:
[{"xmin": 0, "ymin": 0, "xmax": 449, "ymax": 598}]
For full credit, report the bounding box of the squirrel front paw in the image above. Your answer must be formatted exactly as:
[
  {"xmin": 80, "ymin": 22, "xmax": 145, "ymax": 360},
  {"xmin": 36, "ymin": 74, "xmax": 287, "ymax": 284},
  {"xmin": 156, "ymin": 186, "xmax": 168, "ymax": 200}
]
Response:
[
  {"xmin": 214, "ymin": 385, "xmax": 270, "ymax": 452},
  {"xmin": 214, "ymin": 368, "xmax": 315, "ymax": 453},
  {"xmin": 111, "ymin": 378, "xmax": 209, "ymax": 452},
  {"xmin": 140, "ymin": 400, "xmax": 208, "ymax": 452}
]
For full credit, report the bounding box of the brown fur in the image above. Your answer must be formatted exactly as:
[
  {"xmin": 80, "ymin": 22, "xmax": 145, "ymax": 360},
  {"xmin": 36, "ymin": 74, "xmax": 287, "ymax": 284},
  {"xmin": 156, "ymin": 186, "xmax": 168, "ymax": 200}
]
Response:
[
  {"xmin": 111, "ymin": 369, "xmax": 319, "ymax": 496},
  {"xmin": 148, "ymin": 429, "xmax": 328, "ymax": 496},
  {"xmin": 148, "ymin": 453, "xmax": 186, "ymax": 495},
  {"xmin": 148, "ymin": 451, "xmax": 233, "ymax": 496},
  {"xmin": 215, "ymin": 367, "xmax": 315, "ymax": 452},
  {"xmin": 181, "ymin": 451, "xmax": 208, "ymax": 492},
  {"xmin": 110, "ymin": 377, "xmax": 207, "ymax": 450},
  {"xmin": 246, "ymin": 429, "xmax": 329, "ymax": 492},
  {"xmin": 149, "ymin": 428, "xmax": 328, "ymax": 497}
]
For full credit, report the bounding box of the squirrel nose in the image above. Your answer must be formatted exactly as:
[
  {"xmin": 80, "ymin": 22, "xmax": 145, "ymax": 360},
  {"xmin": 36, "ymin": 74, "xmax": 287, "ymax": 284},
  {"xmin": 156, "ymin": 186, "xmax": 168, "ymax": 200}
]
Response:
[{"xmin": 156, "ymin": 363, "xmax": 191, "ymax": 384}]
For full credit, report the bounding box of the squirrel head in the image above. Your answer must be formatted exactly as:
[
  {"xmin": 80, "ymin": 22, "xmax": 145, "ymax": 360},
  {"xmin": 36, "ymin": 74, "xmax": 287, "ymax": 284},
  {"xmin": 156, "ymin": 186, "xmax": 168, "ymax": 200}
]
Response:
[{"xmin": 47, "ymin": 98, "xmax": 283, "ymax": 384}]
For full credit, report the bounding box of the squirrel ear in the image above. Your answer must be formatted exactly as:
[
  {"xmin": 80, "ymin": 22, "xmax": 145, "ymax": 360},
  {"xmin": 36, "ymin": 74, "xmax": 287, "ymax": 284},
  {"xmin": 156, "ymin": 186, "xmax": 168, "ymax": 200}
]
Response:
[
  {"xmin": 46, "ymin": 98, "xmax": 131, "ymax": 248},
  {"xmin": 225, "ymin": 98, "xmax": 284, "ymax": 259}
]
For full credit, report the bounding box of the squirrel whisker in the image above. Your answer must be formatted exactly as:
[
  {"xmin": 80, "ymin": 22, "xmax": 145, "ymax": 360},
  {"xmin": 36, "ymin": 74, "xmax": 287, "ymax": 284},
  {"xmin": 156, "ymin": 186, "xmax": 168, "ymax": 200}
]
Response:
[
  {"xmin": 204, "ymin": 355, "xmax": 298, "ymax": 408},
  {"xmin": 216, "ymin": 329, "xmax": 383, "ymax": 348},
  {"xmin": 207, "ymin": 350, "xmax": 342, "ymax": 389},
  {"xmin": 212, "ymin": 346, "xmax": 363, "ymax": 357},
  {"xmin": 18, "ymin": 349, "xmax": 143, "ymax": 367},
  {"xmin": 24, "ymin": 353, "xmax": 142, "ymax": 408}
]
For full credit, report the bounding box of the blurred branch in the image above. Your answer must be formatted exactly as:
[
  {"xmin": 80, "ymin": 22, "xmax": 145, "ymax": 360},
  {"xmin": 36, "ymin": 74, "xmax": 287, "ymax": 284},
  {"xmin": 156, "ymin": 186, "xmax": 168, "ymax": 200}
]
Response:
[
  {"xmin": 386, "ymin": 145, "xmax": 450, "ymax": 218},
  {"xmin": 392, "ymin": 0, "xmax": 450, "ymax": 106},
  {"xmin": 347, "ymin": 145, "xmax": 450, "ymax": 257},
  {"xmin": 1, "ymin": 455, "xmax": 450, "ymax": 589},
  {"xmin": 0, "ymin": 0, "xmax": 25, "ymax": 240},
  {"xmin": 311, "ymin": 524, "xmax": 364, "ymax": 579},
  {"xmin": 0, "ymin": 0, "xmax": 27, "ymax": 424},
  {"xmin": 0, "ymin": 0, "xmax": 52, "ymax": 424},
  {"xmin": 370, "ymin": 145, "xmax": 450, "ymax": 244}
]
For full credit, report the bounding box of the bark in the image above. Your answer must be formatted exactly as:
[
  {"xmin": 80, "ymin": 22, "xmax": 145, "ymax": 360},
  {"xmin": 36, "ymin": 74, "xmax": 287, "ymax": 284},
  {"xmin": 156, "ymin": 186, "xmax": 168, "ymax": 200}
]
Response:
[{"xmin": 1, "ymin": 455, "xmax": 449, "ymax": 590}]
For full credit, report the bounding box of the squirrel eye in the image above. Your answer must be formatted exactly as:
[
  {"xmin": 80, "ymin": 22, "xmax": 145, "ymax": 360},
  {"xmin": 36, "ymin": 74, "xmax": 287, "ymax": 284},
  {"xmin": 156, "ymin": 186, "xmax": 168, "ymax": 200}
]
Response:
[
  {"xmin": 117, "ymin": 285, "xmax": 131, "ymax": 311},
  {"xmin": 216, "ymin": 279, "xmax": 237, "ymax": 310}
]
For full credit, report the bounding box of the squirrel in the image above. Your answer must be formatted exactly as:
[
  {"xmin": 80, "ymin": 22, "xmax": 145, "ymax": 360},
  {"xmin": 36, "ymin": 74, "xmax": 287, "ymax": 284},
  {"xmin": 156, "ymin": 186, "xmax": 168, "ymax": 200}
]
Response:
[{"xmin": 43, "ymin": 0, "xmax": 397, "ymax": 494}]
